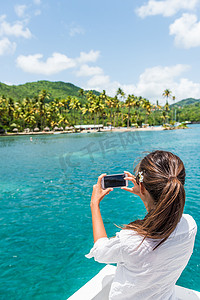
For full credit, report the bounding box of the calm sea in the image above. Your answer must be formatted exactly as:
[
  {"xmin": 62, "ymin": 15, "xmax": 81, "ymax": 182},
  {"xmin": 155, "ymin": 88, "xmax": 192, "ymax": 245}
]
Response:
[{"xmin": 0, "ymin": 124, "xmax": 199, "ymax": 299}]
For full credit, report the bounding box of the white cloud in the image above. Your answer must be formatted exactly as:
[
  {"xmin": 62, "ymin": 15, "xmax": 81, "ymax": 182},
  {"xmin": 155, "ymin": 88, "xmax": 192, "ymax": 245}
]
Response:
[
  {"xmin": 16, "ymin": 50, "xmax": 102, "ymax": 75},
  {"xmin": 103, "ymin": 82, "xmax": 136, "ymax": 98},
  {"xmin": 77, "ymin": 50, "xmax": 100, "ymax": 64},
  {"xmin": 15, "ymin": 46, "xmax": 200, "ymax": 103},
  {"xmin": 0, "ymin": 37, "xmax": 16, "ymax": 55},
  {"xmin": 0, "ymin": 15, "xmax": 32, "ymax": 38},
  {"xmin": 33, "ymin": 0, "xmax": 41, "ymax": 14},
  {"xmin": 16, "ymin": 49, "xmax": 102, "ymax": 76},
  {"xmin": 85, "ymin": 74, "xmax": 136, "ymax": 97},
  {"xmin": 170, "ymin": 13, "xmax": 200, "ymax": 48},
  {"xmin": 33, "ymin": 0, "xmax": 41, "ymax": 5},
  {"xmin": 136, "ymin": 64, "xmax": 189, "ymax": 84},
  {"xmin": 76, "ymin": 64, "xmax": 103, "ymax": 77},
  {"xmin": 85, "ymin": 64, "xmax": 200, "ymax": 104},
  {"xmin": 0, "ymin": 15, "xmax": 6, "ymax": 22},
  {"xmin": 175, "ymin": 78, "xmax": 200, "ymax": 98},
  {"xmin": 130, "ymin": 64, "xmax": 200, "ymax": 104},
  {"xmin": 136, "ymin": 0, "xmax": 198, "ymax": 18},
  {"xmin": 15, "ymin": 5, "xmax": 27, "ymax": 18},
  {"xmin": 87, "ymin": 75, "xmax": 111, "ymax": 88},
  {"xmin": 3, "ymin": 81, "xmax": 14, "ymax": 85},
  {"xmin": 133, "ymin": 65, "xmax": 188, "ymax": 102},
  {"xmin": 16, "ymin": 53, "xmax": 76, "ymax": 75},
  {"xmin": 69, "ymin": 24, "xmax": 84, "ymax": 37}
]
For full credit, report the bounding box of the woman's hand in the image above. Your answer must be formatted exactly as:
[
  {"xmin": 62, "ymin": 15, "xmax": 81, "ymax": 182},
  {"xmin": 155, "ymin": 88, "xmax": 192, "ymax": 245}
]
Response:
[
  {"xmin": 91, "ymin": 173, "xmax": 113, "ymax": 208},
  {"xmin": 121, "ymin": 171, "xmax": 141, "ymax": 196}
]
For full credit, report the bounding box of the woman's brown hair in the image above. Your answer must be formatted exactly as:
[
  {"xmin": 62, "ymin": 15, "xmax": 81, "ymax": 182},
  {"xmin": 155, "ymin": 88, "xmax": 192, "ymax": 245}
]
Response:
[{"xmin": 124, "ymin": 150, "xmax": 186, "ymax": 249}]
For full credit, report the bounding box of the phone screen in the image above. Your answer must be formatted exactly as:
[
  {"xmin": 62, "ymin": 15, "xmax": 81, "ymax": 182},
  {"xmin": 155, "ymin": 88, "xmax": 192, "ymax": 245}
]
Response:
[{"xmin": 103, "ymin": 174, "xmax": 126, "ymax": 188}]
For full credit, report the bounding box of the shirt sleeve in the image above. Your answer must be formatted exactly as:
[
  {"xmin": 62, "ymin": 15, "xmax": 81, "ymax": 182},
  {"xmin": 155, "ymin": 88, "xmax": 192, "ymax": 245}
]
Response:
[{"xmin": 85, "ymin": 232, "xmax": 124, "ymax": 264}]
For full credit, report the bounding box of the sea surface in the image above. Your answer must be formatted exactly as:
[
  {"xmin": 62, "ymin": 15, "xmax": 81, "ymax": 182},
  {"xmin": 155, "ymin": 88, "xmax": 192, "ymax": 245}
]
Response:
[{"xmin": 0, "ymin": 124, "xmax": 199, "ymax": 299}]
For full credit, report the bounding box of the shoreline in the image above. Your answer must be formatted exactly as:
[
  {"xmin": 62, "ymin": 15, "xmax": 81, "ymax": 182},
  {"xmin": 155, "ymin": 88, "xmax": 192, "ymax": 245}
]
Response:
[{"xmin": 0, "ymin": 126, "xmax": 189, "ymax": 137}]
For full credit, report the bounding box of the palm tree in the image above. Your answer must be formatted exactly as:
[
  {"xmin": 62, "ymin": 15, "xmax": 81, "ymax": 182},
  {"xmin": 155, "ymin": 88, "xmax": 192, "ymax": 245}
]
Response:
[
  {"xmin": 81, "ymin": 102, "xmax": 90, "ymax": 124},
  {"xmin": 8, "ymin": 97, "xmax": 15, "ymax": 126},
  {"xmin": 156, "ymin": 100, "xmax": 162, "ymax": 110},
  {"xmin": 60, "ymin": 97, "xmax": 70, "ymax": 121},
  {"xmin": 79, "ymin": 102, "xmax": 83, "ymax": 125},
  {"xmin": 125, "ymin": 94, "xmax": 136, "ymax": 128},
  {"xmin": 120, "ymin": 102, "xmax": 125, "ymax": 127},
  {"xmin": 19, "ymin": 97, "xmax": 29, "ymax": 130},
  {"xmin": 0, "ymin": 96, "xmax": 8, "ymax": 128},
  {"xmin": 100, "ymin": 90, "xmax": 107, "ymax": 101},
  {"xmin": 162, "ymin": 90, "xmax": 172, "ymax": 125},
  {"xmin": 116, "ymin": 88, "xmax": 126, "ymax": 126},
  {"xmin": 69, "ymin": 97, "xmax": 81, "ymax": 125},
  {"xmin": 162, "ymin": 89, "xmax": 172, "ymax": 103},
  {"xmin": 105, "ymin": 96, "xmax": 115, "ymax": 129},
  {"xmin": 85, "ymin": 91, "xmax": 97, "ymax": 125},
  {"xmin": 38, "ymin": 90, "xmax": 50, "ymax": 130},
  {"xmin": 116, "ymin": 88, "xmax": 125, "ymax": 102},
  {"xmin": 113, "ymin": 96, "xmax": 121, "ymax": 127},
  {"xmin": 12, "ymin": 101, "xmax": 22, "ymax": 128},
  {"xmin": 92, "ymin": 95, "xmax": 105, "ymax": 130},
  {"xmin": 123, "ymin": 113, "xmax": 129, "ymax": 126},
  {"xmin": 79, "ymin": 88, "xmax": 84, "ymax": 97},
  {"xmin": 164, "ymin": 101, "xmax": 170, "ymax": 124},
  {"xmin": 23, "ymin": 98, "xmax": 37, "ymax": 130},
  {"xmin": 78, "ymin": 89, "xmax": 86, "ymax": 118},
  {"xmin": 172, "ymin": 95, "xmax": 176, "ymax": 122},
  {"xmin": 142, "ymin": 98, "xmax": 152, "ymax": 125},
  {"xmin": 131, "ymin": 96, "xmax": 143, "ymax": 127},
  {"xmin": 48, "ymin": 100, "xmax": 60, "ymax": 128},
  {"xmin": 161, "ymin": 110, "xmax": 169, "ymax": 125}
]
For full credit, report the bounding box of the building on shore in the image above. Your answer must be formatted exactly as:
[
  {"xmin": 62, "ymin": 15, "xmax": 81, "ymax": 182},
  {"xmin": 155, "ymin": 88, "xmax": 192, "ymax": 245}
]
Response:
[{"xmin": 74, "ymin": 124, "xmax": 103, "ymax": 130}]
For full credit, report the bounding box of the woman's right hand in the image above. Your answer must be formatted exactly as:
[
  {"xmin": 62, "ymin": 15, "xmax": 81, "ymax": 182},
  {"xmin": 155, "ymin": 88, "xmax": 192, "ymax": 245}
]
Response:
[{"xmin": 121, "ymin": 171, "xmax": 141, "ymax": 196}]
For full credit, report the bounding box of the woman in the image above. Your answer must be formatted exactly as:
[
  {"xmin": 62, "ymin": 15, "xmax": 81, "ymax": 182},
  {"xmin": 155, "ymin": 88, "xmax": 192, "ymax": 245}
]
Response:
[{"xmin": 86, "ymin": 150, "xmax": 197, "ymax": 300}]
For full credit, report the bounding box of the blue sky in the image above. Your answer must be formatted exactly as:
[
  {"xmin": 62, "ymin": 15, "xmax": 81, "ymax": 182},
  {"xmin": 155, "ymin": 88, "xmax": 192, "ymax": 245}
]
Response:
[{"xmin": 1, "ymin": 0, "xmax": 200, "ymax": 104}]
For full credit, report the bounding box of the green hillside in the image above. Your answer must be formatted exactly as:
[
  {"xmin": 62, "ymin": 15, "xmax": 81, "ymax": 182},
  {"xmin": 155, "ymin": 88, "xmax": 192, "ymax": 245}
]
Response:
[
  {"xmin": 170, "ymin": 98, "xmax": 200, "ymax": 108},
  {"xmin": 1, "ymin": 81, "xmax": 199, "ymax": 108},
  {"xmin": 1, "ymin": 81, "xmax": 200, "ymax": 132},
  {"xmin": 0, "ymin": 80, "xmax": 89, "ymax": 102}
]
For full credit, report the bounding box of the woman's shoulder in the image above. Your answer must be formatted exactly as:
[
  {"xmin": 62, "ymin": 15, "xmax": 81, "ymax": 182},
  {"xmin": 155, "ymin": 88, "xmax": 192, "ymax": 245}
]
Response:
[
  {"xmin": 116, "ymin": 229, "xmax": 143, "ymax": 245},
  {"xmin": 116, "ymin": 228, "xmax": 142, "ymax": 239},
  {"xmin": 116, "ymin": 229, "xmax": 152, "ymax": 252},
  {"xmin": 172, "ymin": 214, "xmax": 197, "ymax": 237},
  {"xmin": 180, "ymin": 214, "xmax": 197, "ymax": 229}
]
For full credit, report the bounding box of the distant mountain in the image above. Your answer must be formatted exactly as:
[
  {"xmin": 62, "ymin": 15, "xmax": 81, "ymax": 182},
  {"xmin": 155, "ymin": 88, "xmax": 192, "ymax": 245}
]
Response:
[
  {"xmin": 170, "ymin": 98, "xmax": 200, "ymax": 108},
  {"xmin": 0, "ymin": 80, "xmax": 99, "ymax": 102}
]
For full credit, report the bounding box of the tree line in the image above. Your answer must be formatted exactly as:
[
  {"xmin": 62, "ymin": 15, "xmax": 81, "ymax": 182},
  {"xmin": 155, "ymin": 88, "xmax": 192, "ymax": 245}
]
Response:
[{"xmin": 0, "ymin": 88, "xmax": 195, "ymax": 132}]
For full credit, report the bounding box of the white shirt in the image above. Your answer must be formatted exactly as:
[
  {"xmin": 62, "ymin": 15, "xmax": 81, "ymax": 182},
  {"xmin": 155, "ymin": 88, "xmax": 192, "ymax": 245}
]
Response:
[{"xmin": 85, "ymin": 214, "xmax": 197, "ymax": 300}]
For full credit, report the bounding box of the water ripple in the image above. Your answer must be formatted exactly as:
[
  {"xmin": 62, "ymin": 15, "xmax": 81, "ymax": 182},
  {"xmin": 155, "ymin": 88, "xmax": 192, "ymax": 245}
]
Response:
[{"xmin": 0, "ymin": 124, "xmax": 199, "ymax": 299}]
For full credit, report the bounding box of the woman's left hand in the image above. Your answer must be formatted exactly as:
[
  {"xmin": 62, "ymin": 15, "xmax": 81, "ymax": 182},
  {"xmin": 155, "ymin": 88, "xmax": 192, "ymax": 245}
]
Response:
[{"xmin": 91, "ymin": 173, "xmax": 113, "ymax": 207}]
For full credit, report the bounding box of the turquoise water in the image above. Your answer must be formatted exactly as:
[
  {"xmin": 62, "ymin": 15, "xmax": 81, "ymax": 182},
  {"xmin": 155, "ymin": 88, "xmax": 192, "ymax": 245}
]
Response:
[{"xmin": 0, "ymin": 125, "xmax": 199, "ymax": 299}]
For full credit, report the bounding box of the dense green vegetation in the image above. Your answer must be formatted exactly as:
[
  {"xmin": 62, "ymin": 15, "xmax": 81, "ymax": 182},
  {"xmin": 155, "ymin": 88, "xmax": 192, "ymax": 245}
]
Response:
[
  {"xmin": 172, "ymin": 102, "xmax": 200, "ymax": 123},
  {"xmin": 170, "ymin": 98, "xmax": 200, "ymax": 108},
  {"xmin": 0, "ymin": 82, "xmax": 199, "ymax": 133},
  {"xmin": 0, "ymin": 81, "xmax": 96, "ymax": 102}
]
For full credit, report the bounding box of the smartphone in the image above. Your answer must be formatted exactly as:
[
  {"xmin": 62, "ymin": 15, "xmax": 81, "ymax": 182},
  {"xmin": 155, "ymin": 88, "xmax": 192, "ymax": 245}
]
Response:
[{"xmin": 101, "ymin": 173, "xmax": 128, "ymax": 190}]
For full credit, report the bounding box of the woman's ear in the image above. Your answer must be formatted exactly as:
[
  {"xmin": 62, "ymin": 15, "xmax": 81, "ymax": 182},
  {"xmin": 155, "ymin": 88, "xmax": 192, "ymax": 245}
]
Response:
[{"xmin": 139, "ymin": 182, "xmax": 146, "ymax": 195}]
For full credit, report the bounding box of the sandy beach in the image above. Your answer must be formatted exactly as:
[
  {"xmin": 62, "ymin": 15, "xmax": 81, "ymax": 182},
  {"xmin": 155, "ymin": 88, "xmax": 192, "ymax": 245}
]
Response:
[{"xmin": 0, "ymin": 126, "xmax": 169, "ymax": 136}]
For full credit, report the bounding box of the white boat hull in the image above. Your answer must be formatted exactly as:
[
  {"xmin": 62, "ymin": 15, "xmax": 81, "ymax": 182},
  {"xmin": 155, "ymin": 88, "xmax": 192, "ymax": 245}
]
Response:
[{"xmin": 68, "ymin": 265, "xmax": 200, "ymax": 300}]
